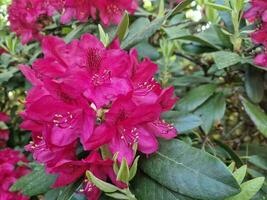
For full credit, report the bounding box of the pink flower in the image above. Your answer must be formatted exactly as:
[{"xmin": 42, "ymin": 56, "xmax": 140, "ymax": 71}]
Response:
[
  {"xmin": 93, "ymin": 0, "xmax": 138, "ymax": 26},
  {"xmin": 94, "ymin": 95, "xmax": 176, "ymax": 164},
  {"xmin": 49, "ymin": 151, "xmax": 122, "ymax": 200},
  {"xmin": 244, "ymin": 0, "xmax": 267, "ymax": 22},
  {"xmin": 254, "ymin": 52, "xmax": 267, "ymax": 67},
  {"xmin": 21, "ymin": 33, "xmax": 178, "ymax": 199},
  {"xmin": 244, "ymin": 0, "xmax": 267, "ymax": 67},
  {"xmin": 60, "ymin": 0, "xmax": 96, "ymax": 24},
  {"xmin": 8, "ymin": 0, "xmax": 56, "ymax": 44},
  {"xmin": 0, "ymin": 148, "xmax": 30, "ymax": 200}
]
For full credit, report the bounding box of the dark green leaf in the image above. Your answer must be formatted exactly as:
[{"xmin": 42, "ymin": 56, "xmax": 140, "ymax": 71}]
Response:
[
  {"xmin": 249, "ymin": 155, "xmax": 267, "ymax": 171},
  {"xmin": 241, "ymin": 97, "xmax": 267, "ymax": 137},
  {"xmin": 245, "ymin": 66, "xmax": 264, "ymax": 103},
  {"xmin": 176, "ymin": 84, "xmax": 217, "ymax": 112},
  {"xmin": 121, "ymin": 17, "xmax": 165, "ymax": 49},
  {"xmin": 134, "ymin": 42, "xmax": 160, "ymax": 60},
  {"xmin": 141, "ymin": 139, "xmax": 240, "ymax": 200},
  {"xmin": 214, "ymin": 140, "xmax": 243, "ymax": 168},
  {"xmin": 195, "ymin": 92, "xmax": 226, "ymax": 134},
  {"xmin": 132, "ymin": 172, "xmax": 194, "ymax": 200},
  {"xmin": 174, "ymin": 114, "xmax": 202, "ymax": 133},
  {"xmin": 213, "ymin": 51, "xmax": 241, "ymax": 69},
  {"xmin": 173, "ymin": 35, "xmax": 221, "ymax": 50},
  {"xmin": 10, "ymin": 165, "xmax": 56, "ymax": 196},
  {"xmin": 57, "ymin": 180, "xmax": 83, "ymax": 200}
]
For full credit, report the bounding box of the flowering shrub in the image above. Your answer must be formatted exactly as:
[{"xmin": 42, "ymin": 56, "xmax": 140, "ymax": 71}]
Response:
[
  {"xmin": 244, "ymin": 0, "xmax": 267, "ymax": 67},
  {"xmin": 8, "ymin": 0, "xmax": 138, "ymax": 44},
  {"xmin": 0, "ymin": 148, "xmax": 30, "ymax": 200},
  {"xmin": 1, "ymin": 0, "xmax": 267, "ymax": 200},
  {"xmin": 18, "ymin": 33, "xmax": 177, "ymax": 198}
]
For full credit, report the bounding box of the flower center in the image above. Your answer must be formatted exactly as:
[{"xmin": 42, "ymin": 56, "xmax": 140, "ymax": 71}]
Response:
[
  {"xmin": 87, "ymin": 48, "xmax": 103, "ymax": 72},
  {"xmin": 52, "ymin": 112, "xmax": 75, "ymax": 129},
  {"xmin": 107, "ymin": 4, "xmax": 121, "ymax": 15},
  {"xmin": 120, "ymin": 127, "xmax": 139, "ymax": 146},
  {"xmin": 91, "ymin": 70, "xmax": 111, "ymax": 86}
]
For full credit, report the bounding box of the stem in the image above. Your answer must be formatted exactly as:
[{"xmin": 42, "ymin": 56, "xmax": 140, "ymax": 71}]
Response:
[{"xmin": 175, "ymin": 52, "xmax": 209, "ymax": 76}]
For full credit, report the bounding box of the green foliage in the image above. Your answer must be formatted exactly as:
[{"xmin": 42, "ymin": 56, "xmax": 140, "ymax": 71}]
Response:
[
  {"xmin": 2, "ymin": 0, "xmax": 267, "ymax": 199},
  {"xmin": 10, "ymin": 165, "xmax": 56, "ymax": 196},
  {"xmin": 140, "ymin": 139, "xmax": 240, "ymax": 199}
]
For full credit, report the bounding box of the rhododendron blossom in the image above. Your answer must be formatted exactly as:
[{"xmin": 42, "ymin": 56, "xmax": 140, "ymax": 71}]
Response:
[
  {"xmin": 0, "ymin": 112, "xmax": 10, "ymax": 148},
  {"xmin": 244, "ymin": 0, "xmax": 267, "ymax": 67},
  {"xmin": 8, "ymin": 0, "xmax": 138, "ymax": 44},
  {"xmin": 0, "ymin": 148, "xmax": 30, "ymax": 200},
  {"xmin": 20, "ymin": 33, "xmax": 177, "ymax": 199},
  {"xmin": 8, "ymin": 0, "xmax": 56, "ymax": 44}
]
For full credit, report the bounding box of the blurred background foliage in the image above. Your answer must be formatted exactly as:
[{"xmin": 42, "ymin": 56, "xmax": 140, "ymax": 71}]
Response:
[{"xmin": 1, "ymin": 0, "xmax": 267, "ymax": 199}]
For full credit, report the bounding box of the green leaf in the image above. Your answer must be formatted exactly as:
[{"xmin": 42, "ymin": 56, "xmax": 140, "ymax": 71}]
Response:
[
  {"xmin": 228, "ymin": 162, "xmax": 236, "ymax": 173},
  {"xmin": 45, "ymin": 188, "xmax": 60, "ymax": 200},
  {"xmin": 170, "ymin": 0, "xmax": 194, "ymax": 16},
  {"xmin": 173, "ymin": 114, "xmax": 202, "ymax": 133},
  {"xmin": 214, "ymin": 140, "xmax": 243, "ymax": 168},
  {"xmin": 213, "ymin": 51, "xmax": 241, "ymax": 69},
  {"xmin": 173, "ymin": 35, "xmax": 221, "ymax": 50},
  {"xmin": 134, "ymin": 42, "xmax": 160, "ymax": 60},
  {"xmin": 141, "ymin": 139, "xmax": 240, "ymax": 200},
  {"xmin": 57, "ymin": 180, "xmax": 82, "ymax": 200},
  {"xmin": 241, "ymin": 97, "xmax": 267, "ymax": 137},
  {"xmin": 10, "ymin": 165, "xmax": 56, "ymax": 196},
  {"xmin": 86, "ymin": 171, "xmax": 118, "ymax": 193},
  {"xmin": 249, "ymin": 155, "xmax": 267, "ymax": 171},
  {"xmin": 106, "ymin": 192, "xmax": 129, "ymax": 199},
  {"xmin": 0, "ymin": 68, "xmax": 18, "ymax": 84},
  {"xmin": 205, "ymin": 2, "xmax": 232, "ymax": 11},
  {"xmin": 195, "ymin": 92, "xmax": 226, "ymax": 134},
  {"xmin": 116, "ymin": 158, "xmax": 130, "ymax": 183},
  {"xmin": 64, "ymin": 25, "xmax": 85, "ymax": 43},
  {"xmin": 121, "ymin": 17, "xmax": 165, "ymax": 49},
  {"xmin": 172, "ymin": 76, "xmax": 212, "ymax": 87},
  {"xmin": 115, "ymin": 12, "xmax": 129, "ymax": 42},
  {"xmin": 158, "ymin": 0, "xmax": 165, "ymax": 17},
  {"xmin": 245, "ymin": 66, "xmax": 264, "ymax": 103},
  {"xmin": 132, "ymin": 172, "xmax": 194, "ymax": 200},
  {"xmin": 226, "ymin": 177, "xmax": 265, "ymax": 200},
  {"xmin": 129, "ymin": 156, "xmax": 140, "ymax": 181},
  {"xmin": 233, "ymin": 165, "xmax": 247, "ymax": 185},
  {"xmin": 98, "ymin": 25, "xmax": 110, "ymax": 47},
  {"xmin": 176, "ymin": 84, "xmax": 217, "ymax": 112}
]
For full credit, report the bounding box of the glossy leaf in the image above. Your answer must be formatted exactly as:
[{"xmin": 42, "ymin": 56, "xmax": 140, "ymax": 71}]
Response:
[
  {"xmin": 173, "ymin": 114, "xmax": 202, "ymax": 133},
  {"xmin": 241, "ymin": 97, "xmax": 267, "ymax": 137},
  {"xmin": 245, "ymin": 66, "xmax": 264, "ymax": 103},
  {"xmin": 141, "ymin": 139, "xmax": 240, "ymax": 200},
  {"xmin": 176, "ymin": 84, "xmax": 217, "ymax": 112},
  {"xmin": 226, "ymin": 177, "xmax": 265, "ymax": 200},
  {"xmin": 195, "ymin": 92, "xmax": 226, "ymax": 134},
  {"xmin": 10, "ymin": 165, "xmax": 56, "ymax": 196},
  {"xmin": 132, "ymin": 173, "xmax": 194, "ymax": 200},
  {"xmin": 213, "ymin": 51, "xmax": 241, "ymax": 69},
  {"xmin": 121, "ymin": 17, "xmax": 165, "ymax": 49}
]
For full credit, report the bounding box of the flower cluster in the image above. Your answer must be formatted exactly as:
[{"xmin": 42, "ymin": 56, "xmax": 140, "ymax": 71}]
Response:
[
  {"xmin": 20, "ymin": 33, "xmax": 177, "ymax": 199},
  {"xmin": 244, "ymin": 0, "xmax": 267, "ymax": 67},
  {"xmin": 0, "ymin": 112, "xmax": 10, "ymax": 148},
  {"xmin": 8, "ymin": 0, "xmax": 56, "ymax": 44},
  {"xmin": 8, "ymin": 0, "xmax": 138, "ymax": 44},
  {"xmin": 0, "ymin": 148, "xmax": 30, "ymax": 200}
]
